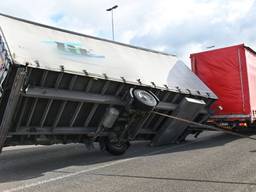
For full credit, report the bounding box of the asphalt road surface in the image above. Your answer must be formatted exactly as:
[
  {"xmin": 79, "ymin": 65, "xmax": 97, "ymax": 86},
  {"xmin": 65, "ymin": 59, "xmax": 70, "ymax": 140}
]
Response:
[{"xmin": 1, "ymin": 131, "xmax": 256, "ymax": 192}]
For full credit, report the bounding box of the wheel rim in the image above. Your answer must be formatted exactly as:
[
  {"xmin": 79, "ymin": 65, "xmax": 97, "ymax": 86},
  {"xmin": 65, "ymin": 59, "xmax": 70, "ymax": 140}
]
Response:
[{"xmin": 133, "ymin": 89, "xmax": 157, "ymax": 107}]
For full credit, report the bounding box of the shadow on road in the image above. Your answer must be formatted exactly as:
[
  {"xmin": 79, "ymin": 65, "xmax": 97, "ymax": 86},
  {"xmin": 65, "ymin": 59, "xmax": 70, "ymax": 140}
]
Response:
[{"xmin": 0, "ymin": 132, "xmax": 242, "ymax": 184}]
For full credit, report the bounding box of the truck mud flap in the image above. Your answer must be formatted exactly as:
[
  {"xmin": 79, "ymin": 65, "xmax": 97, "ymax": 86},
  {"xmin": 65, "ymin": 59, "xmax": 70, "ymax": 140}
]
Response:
[{"xmin": 151, "ymin": 97, "xmax": 206, "ymax": 146}]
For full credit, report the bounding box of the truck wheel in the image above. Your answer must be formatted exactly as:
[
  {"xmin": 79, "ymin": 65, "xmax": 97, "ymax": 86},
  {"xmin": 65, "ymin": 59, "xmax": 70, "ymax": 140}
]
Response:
[
  {"xmin": 132, "ymin": 89, "xmax": 158, "ymax": 111},
  {"xmin": 105, "ymin": 139, "xmax": 130, "ymax": 156}
]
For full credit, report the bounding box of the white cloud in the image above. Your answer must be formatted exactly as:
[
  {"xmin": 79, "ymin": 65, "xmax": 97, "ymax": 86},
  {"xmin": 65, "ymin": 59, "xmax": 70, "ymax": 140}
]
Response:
[
  {"xmin": 120, "ymin": 30, "xmax": 137, "ymax": 44},
  {"xmin": 0, "ymin": 0, "xmax": 255, "ymax": 65}
]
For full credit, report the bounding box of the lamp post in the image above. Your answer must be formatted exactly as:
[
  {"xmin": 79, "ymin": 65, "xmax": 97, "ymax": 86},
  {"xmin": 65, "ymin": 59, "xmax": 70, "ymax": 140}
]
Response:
[
  {"xmin": 106, "ymin": 5, "xmax": 118, "ymax": 41},
  {"xmin": 206, "ymin": 45, "xmax": 215, "ymax": 49}
]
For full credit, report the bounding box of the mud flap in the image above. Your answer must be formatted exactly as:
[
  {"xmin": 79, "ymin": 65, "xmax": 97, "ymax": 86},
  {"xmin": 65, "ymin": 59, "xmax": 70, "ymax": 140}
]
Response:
[{"xmin": 151, "ymin": 97, "xmax": 206, "ymax": 146}]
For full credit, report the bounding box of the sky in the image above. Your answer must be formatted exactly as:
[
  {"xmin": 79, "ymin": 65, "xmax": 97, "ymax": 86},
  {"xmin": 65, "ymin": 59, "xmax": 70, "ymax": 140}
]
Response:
[{"xmin": 0, "ymin": 0, "xmax": 255, "ymax": 65}]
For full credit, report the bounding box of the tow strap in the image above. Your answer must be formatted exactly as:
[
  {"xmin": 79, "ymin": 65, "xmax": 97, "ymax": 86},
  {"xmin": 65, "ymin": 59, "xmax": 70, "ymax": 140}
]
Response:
[{"xmin": 152, "ymin": 111, "xmax": 256, "ymax": 141}]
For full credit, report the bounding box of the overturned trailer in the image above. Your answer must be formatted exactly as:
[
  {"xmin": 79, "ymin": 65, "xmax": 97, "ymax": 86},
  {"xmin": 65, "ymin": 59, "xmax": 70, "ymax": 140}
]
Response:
[{"xmin": 0, "ymin": 14, "xmax": 217, "ymax": 155}]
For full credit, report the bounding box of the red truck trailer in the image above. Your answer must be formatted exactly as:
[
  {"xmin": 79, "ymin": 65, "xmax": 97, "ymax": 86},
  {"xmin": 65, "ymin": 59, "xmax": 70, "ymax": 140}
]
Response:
[{"xmin": 191, "ymin": 44, "xmax": 256, "ymax": 129}]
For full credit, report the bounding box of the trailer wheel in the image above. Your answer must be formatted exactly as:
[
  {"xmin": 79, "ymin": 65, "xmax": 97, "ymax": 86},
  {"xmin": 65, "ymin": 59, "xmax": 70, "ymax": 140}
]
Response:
[
  {"xmin": 104, "ymin": 139, "xmax": 130, "ymax": 156},
  {"xmin": 132, "ymin": 89, "xmax": 158, "ymax": 111}
]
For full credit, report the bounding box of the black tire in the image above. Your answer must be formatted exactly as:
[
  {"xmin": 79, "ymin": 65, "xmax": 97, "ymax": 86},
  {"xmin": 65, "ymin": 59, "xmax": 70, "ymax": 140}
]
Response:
[
  {"xmin": 132, "ymin": 89, "xmax": 158, "ymax": 111},
  {"xmin": 105, "ymin": 139, "xmax": 130, "ymax": 156}
]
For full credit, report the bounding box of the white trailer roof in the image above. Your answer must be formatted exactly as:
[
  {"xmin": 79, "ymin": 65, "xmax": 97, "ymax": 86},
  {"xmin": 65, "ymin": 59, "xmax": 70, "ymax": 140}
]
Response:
[{"xmin": 0, "ymin": 14, "xmax": 216, "ymax": 99}]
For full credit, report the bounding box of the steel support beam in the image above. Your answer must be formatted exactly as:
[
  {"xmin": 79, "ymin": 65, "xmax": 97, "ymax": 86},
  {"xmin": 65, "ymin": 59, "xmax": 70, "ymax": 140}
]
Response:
[
  {"xmin": 11, "ymin": 127, "xmax": 103, "ymax": 135},
  {"xmin": 23, "ymin": 87, "xmax": 182, "ymax": 111},
  {"xmin": 0, "ymin": 67, "xmax": 26, "ymax": 150},
  {"xmin": 23, "ymin": 87, "xmax": 126, "ymax": 106}
]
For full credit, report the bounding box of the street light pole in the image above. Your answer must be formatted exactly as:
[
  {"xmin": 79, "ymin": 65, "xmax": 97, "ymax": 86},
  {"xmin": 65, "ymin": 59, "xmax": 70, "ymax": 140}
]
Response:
[
  {"xmin": 106, "ymin": 5, "xmax": 118, "ymax": 41},
  {"xmin": 206, "ymin": 45, "xmax": 215, "ymax": 49}
]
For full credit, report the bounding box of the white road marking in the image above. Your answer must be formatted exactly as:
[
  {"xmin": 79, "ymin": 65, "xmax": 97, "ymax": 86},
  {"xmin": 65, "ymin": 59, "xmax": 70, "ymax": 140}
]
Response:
[
  {"xmin": 3, "ymin": 138, "xmax": 210, "ymax": 192},
  {"xmin": 3, "ymin": 145, "xmax": 43, "ymax": 151}
]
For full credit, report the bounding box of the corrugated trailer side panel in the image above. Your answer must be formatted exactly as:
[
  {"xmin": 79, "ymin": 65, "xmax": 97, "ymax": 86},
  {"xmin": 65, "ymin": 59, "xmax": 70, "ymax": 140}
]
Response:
[
  {"xmin": 191, "ymin": 45, "xmax": 250, "ymax": 117},
  {"xmin": 245, "ymin": 48, "xmax": 256, "ymax": 120}
]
